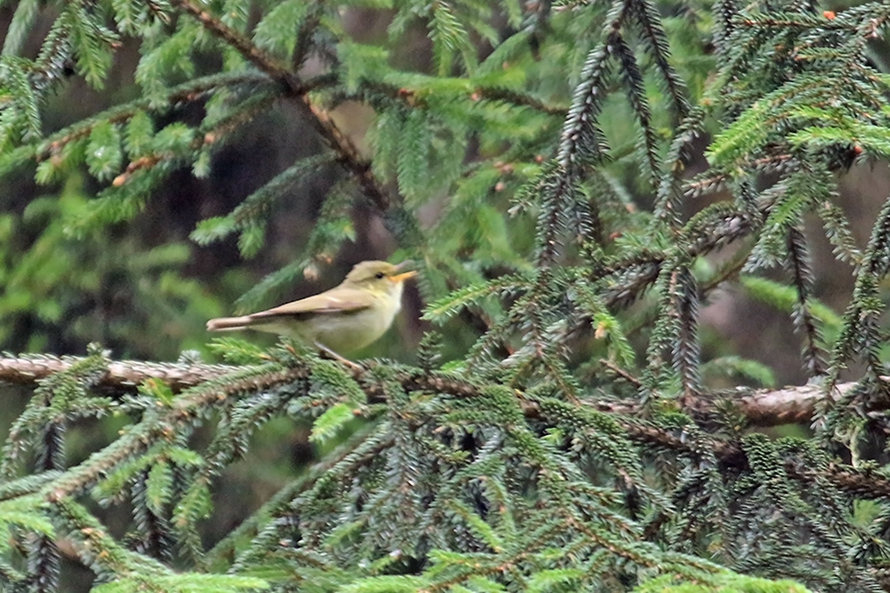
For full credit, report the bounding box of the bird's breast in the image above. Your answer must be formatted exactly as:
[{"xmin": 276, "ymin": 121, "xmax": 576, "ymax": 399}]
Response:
[{"xmin": 304, "ymin": 287, "xmax": 402, "ymax": 353}]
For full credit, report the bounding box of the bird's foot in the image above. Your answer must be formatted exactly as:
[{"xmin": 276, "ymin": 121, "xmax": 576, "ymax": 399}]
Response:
[{"xmin": 314, "ymin": 342, "xmax": 363, "ymax": 372}]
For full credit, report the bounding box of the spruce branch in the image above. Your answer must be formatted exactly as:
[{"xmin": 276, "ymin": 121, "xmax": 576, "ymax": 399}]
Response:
[
  {"xmin": 33, "ymin": 72, "xmax": 271, "ymax": 165},
  {"xmin": 0, "ymin": 354, "xmax": 860, "ymax": 426},
  {"xmin": 0, "ymin": 354, "xmax": 238, "ymax": 392},
  {"xmin": 627, "ymin": 0, "xmax": 690, "ymax": 118},
  {"xmin": 0, "ymin": 351, "xmax": 877, "ymax": 428},
  {"xmin": 470, "ymin": 86, "xmax": 568, "ymax": 116},
  {"xmin": 171, "ymin": 0, "xmax": 396, "ymax": 217},
  {"xmin": 4, "ymin": 351, "xmax": 890, "ymax": 581},
  {"xmin": 683, "ymin": 154, "xmax": 797, "ymax": 199},
  {"xmin": 613, "ymin": 32, "xmax": 660, "ymax": 184},
  {"xmin": 112, "ymin": 90, "xmax": 279, "ymax": 188},
  {"xmin": 342, "ymin": 78, "xmax": 569, "ymax": 117},
  {"xmin": 673, "ymin": 266, "xmax": 703, "ymax": 405},
  {"xmin": 40, "ymin": 363, "xmax": 310, "ymax": 502},
  {"xmin": 205, "ymin": 422, "xmax": 383, "ymax": 566},
  {"xmin": 785, "ymin": 225, "xmax": 826, "ymax": 377},
  {"xmin": 655, "ymin": 109, "xmax": 706, "ymax": 225}
]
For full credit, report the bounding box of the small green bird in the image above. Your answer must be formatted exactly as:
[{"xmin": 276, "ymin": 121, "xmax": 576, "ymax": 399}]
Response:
[{"xmin": 207, "ymin": 260, "xmax": 416, "ymax": 353}]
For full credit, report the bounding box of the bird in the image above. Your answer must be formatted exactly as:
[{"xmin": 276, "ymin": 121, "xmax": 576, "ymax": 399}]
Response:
[{"xmin": 206, "ymin": 260, "xmax": 416, "ymax": 354}]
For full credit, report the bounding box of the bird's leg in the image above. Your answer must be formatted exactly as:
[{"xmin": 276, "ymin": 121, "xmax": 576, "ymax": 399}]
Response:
[{"xmin": 314, "ymin": 342, "xmax": 362, "ymax": 372}]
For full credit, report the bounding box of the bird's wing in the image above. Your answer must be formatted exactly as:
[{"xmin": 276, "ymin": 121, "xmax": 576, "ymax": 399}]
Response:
[{"xmin": 247, "ymin": 287, "xmax": 370, "ymax": 321}]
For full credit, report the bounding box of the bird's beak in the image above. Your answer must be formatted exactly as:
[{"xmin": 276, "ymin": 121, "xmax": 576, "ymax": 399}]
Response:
[
  {"xmin": 390, "ymin": 270, "xmax": 417, "ymax": 283},
  {"xmin": 390, "ymin": 260, "xmax": 417, "ymax": 283}
]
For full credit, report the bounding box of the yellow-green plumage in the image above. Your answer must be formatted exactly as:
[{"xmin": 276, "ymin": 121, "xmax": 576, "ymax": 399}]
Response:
[{"xmin": 206, "ymin": 261, "xmax": 415, "ymax": 353}]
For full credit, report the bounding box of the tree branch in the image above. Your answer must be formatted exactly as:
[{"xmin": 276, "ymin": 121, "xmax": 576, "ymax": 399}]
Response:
[
  {"xmin": 0, "ymin": 354, "xmax": 237, "ymax": 392},
  {"xmin": 0, "ymin": 353, "xmax": 860, "ymax": 426},
  {"xmin": 170, "ymin": 0, "xmax": 394, "ymax": 214},
  {"xmin": 2, "ymin": 353, "xmax": 888, "ymax": 504}
]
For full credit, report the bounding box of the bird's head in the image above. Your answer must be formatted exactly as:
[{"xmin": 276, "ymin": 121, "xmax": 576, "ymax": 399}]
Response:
[{"xmin": 343, "ymin": 260, "xmax": 417, "ymax": 295}]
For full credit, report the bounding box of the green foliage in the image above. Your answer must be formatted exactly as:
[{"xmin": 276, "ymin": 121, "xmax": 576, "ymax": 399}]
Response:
[
  {"xmin": 92, "ymin": 574, "xmax": 268, "ymax": 593},
  {"xmin": 190, "ymin": 153, "xmax": 340, "ymax": 259},
  {"xmin": 206, "ymin": 337, "xmax": 269, "ymax": 365},
  {"xmin": 700, "ymin": 356, "xmax": 777, "ymax": 388},
  {"xmin": 634, "ymin": 572, "xmax": 812, "ymax": 593},
  {"xmin": 0, "ymin": 176, "xmax": 221, "ymax": 356},
  {"xmin": 253, "ymin": 0, "xmax": 310, "ymax": 61},
  {"xmin": 4, "ymin": 0, "xmax": 890, "ymax": 591},
  {"xmin": 741, "ymin": 275, "xmax": 842, "ymax": 350},
  {"xmin": 0, "ymin": 495, "xmax": 55, "ymax": 553}
]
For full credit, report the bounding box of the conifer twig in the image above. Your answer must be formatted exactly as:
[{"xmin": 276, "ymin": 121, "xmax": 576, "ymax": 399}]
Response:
[
  {"xmin": 35, "ymin": 72, "xmax": 270, "ymax": 164},
  {"xmin": 205, "ymin": 422, "xmax": 384, "ymax": 565}
]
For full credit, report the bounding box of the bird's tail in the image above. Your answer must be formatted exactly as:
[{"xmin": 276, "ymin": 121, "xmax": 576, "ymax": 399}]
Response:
[{"xmin": 206, "ymin": 316, "xmax": 253, "ymax": 332}]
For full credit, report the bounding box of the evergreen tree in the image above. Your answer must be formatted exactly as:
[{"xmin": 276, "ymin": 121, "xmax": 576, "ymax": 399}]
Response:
[{"xmin": 1, "ymin": 0, "xmax": 890, "ymax": 591}]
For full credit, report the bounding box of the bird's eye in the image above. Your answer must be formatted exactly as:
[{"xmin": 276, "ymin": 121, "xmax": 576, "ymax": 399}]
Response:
[{"xmin": 375, "ymin": 272, "xmax": 386, "ymax": 279}]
